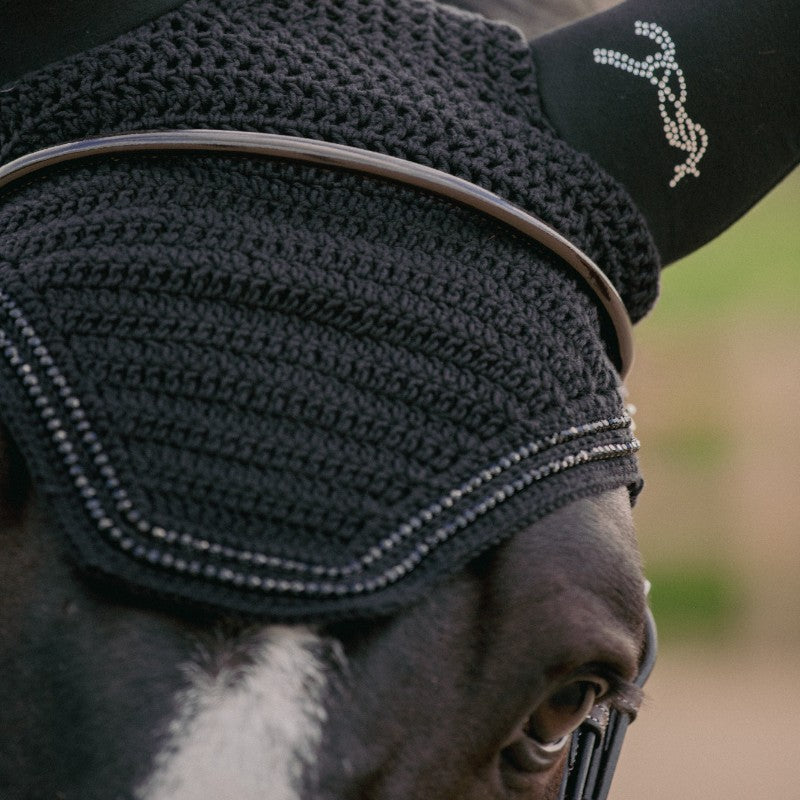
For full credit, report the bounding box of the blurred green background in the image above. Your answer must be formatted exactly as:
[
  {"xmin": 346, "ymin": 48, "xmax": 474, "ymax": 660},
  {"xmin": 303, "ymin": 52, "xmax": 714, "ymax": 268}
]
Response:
[
  {"xmin": 632, "ymin": 168, "xmax": 800, "ymax": 646},
  {"xmin": 613, "ymin": 168, "xmax": 799, "ymax": 799}
]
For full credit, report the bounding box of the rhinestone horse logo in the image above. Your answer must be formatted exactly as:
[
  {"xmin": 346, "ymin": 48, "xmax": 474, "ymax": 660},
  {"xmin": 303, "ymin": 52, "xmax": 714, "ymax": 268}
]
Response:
[{"xmin": 593, "ymin": 21, "xmax": 708, "ymax": 188}]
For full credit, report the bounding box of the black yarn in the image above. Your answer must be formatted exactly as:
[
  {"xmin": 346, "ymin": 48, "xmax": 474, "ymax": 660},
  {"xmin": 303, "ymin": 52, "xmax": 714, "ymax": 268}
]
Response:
[{"xmin": 0, "ymin": 0, "xmax": 657, "ymax": 620}]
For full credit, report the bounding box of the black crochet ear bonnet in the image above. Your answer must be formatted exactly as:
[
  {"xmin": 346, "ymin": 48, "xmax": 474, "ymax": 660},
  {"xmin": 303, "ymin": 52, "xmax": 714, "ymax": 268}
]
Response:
[{"xmin": 0, "ymin": 0, "xmax": 660, "ymax": 620}]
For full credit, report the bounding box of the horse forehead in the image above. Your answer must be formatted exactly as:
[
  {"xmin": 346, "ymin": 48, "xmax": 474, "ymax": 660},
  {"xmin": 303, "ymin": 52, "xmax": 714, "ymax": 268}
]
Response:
[
  {"xmin": 137, "ymin": 625, "xmax": 337, "ymax": 800},
  {"xmin": 478, "ymin": 488, "xmax": 645, "ymax": 665},
  {"xmin": 498, "ymin": 489, "xmax": 642, "ymax": 609}
]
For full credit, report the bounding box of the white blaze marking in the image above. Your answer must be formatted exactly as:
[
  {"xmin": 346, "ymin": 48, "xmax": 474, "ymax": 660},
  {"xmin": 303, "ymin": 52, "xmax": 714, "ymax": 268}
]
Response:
[{"xmin": 137, "ymin": 626, "xmax": 333, "ymax": 800}]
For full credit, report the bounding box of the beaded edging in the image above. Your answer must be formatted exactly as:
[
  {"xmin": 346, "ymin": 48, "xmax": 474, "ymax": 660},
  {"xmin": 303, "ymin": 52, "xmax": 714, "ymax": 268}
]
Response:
[{"xmin": 0, "ymin": 290, "xmax": 639, "ymax": 598}]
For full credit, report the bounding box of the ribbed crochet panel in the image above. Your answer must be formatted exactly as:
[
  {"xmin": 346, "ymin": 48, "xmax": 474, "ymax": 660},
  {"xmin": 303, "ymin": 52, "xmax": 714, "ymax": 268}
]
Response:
[
  {"xmin": 0, "ymin": 0, "xmax": 652, "ymax": 619},
  {"xmin": 0, "ymin": 0, "xmax": 659, "ymax": 320}
]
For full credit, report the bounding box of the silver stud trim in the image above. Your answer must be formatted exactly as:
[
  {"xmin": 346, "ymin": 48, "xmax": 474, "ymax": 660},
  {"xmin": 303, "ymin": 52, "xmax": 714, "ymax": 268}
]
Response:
[{"xmin": 1, "ymin": 290, "xmax": 639, "ymax": 597}]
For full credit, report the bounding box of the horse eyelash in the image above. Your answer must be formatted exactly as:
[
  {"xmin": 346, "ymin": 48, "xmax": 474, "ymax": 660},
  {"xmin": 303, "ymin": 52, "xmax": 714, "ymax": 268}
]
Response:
[{"xmin": 602, "ymin": 676, "xmax": 644, "ymax": 717}]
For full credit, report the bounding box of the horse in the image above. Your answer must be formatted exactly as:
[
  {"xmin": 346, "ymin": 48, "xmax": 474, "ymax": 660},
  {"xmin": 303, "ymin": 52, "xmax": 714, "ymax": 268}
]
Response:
[
  {"xmin": 0, "ymin": 424, "xmax": 647, "ymax": 800},
  {"xmin": 1, "ymin": 1, "xmax": 657, "ymax": 799}
]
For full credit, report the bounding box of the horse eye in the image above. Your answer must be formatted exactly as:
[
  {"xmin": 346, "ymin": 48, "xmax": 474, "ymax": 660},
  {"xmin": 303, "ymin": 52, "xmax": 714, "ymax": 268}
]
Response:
[
  {"xmin": 526, "ymin": 678, "xmax": 608, "ymax": 746},
  {"xmin": 499, "ymin": 677, "xmax": 609, "ymax": 778}
]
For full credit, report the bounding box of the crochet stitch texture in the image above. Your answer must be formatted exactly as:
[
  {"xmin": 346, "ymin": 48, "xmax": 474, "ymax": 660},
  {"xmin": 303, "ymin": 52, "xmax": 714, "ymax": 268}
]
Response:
[{"xmin": 0, "ymin": 0, "xmax": 659, "ymax": 619}]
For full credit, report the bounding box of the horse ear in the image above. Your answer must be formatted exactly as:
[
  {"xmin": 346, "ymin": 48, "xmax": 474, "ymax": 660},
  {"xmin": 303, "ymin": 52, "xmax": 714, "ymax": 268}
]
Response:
[
  {"xmin": 0, "ymin": 422, "xmax": 30, "ymax": 524},
  {"xmin": 443, "ymin": 0, "xmax": 620, "ymax": 39}
]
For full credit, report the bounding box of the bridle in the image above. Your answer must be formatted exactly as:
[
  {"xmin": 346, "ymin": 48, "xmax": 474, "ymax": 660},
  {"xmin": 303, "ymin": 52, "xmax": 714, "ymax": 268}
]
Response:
[
  {"xmin": 0, "ymin": 129, "xmax": 654, "ymax": 798},
  {"xmin": 0, "ymin": 129, "xmax": 634, "ymax": 378},
  {"xmin": 559, "ymin": 605, "xmax": 657, "ymax": 800}
]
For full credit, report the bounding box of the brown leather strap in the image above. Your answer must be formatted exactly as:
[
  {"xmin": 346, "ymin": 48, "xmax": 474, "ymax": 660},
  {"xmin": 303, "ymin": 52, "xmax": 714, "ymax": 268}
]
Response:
[{"xmin": 0, "ymin": 129, "xmax": 634, "ymax": 376}]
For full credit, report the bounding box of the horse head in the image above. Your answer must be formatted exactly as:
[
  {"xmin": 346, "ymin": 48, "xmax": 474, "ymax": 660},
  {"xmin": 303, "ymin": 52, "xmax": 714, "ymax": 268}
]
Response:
[
  {"xmin": 0, "ymin": 420, "xmax": 647, "ymax": 799},
  {"xmin": 0, "ymin": 1, "xmax": 665, "ymax": 798}
]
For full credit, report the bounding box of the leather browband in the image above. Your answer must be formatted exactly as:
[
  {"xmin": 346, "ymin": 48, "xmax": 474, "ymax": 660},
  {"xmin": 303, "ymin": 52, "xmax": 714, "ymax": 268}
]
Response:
[{"xmin": 0, "ymin": 129, "xmax": 634, "ymax": 377}]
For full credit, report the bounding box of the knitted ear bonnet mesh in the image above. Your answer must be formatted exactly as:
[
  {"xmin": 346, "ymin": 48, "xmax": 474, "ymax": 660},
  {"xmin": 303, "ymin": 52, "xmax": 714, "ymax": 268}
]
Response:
[{"xmin": 0, "ymin": 0, "xmax": 660, "ymax": 620}]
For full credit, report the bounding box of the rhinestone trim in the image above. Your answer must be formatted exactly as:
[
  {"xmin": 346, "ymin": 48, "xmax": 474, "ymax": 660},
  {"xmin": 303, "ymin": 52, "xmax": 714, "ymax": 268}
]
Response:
[
  {"xmin": 593, "ymin": 21, "xmax": 708, "ymax": 188},
  {"xmin": 0, "ymin": 290, "xmax": 639, "ymax": 597}
]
